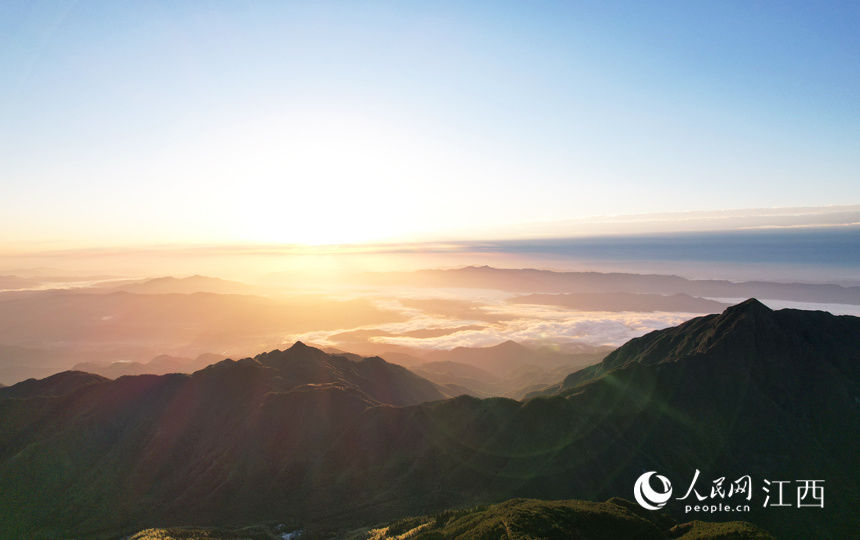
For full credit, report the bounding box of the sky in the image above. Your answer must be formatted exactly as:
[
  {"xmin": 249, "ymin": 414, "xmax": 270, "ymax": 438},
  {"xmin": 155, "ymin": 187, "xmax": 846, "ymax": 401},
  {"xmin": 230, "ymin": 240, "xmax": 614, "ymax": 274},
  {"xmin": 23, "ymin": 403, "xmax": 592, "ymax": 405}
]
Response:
[{"xmin": 2, "ymin": 1, "xmax": 859, "ymax": 248}]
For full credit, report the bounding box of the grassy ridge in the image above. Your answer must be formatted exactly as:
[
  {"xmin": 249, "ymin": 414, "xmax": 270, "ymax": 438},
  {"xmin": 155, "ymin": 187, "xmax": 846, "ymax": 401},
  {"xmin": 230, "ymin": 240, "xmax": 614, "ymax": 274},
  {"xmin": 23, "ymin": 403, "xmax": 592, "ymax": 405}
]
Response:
[{"xmin": 130, "ymin": 498, "xmax": 773, "ymax": 539}]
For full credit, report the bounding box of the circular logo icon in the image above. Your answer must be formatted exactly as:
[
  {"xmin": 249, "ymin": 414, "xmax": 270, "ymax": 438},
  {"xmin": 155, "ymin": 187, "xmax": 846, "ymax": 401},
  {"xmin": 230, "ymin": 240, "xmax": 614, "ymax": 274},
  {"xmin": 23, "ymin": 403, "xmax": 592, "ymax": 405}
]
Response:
[{"xmin": 634, "ymin": 471, "xmax": 673, "ymax": 510}]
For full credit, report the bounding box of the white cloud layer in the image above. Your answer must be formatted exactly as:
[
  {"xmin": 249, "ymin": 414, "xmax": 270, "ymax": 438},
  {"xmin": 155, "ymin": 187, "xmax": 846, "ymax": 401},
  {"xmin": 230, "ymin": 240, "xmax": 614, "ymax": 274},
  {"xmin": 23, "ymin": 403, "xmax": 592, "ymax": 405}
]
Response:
[{"xmin": 289, "ymin": 297, "xmax": 696, "ymax": 351}]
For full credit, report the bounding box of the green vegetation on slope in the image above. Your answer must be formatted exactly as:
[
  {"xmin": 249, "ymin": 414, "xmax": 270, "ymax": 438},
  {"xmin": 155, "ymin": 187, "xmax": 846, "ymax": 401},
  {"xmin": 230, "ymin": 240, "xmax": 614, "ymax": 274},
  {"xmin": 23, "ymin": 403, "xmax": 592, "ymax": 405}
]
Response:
[
  {"xmin": 128, "ymin": 498, "xmax": 772, "ymax": 540},
  {"xmin": 362, "ymin": 498, "xmax": 773, "ymax": 540},
  {"xmin": 1, "ymin": 301, "xmax": 857, "ymax": 538}
]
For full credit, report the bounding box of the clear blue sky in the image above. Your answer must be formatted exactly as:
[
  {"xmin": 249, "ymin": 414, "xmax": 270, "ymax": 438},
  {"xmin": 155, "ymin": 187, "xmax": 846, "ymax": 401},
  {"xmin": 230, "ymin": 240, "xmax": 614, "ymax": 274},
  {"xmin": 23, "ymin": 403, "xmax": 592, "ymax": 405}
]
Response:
[{"xmin": 1, "ymin": 1, "xmax": 859, "ymax": 246}]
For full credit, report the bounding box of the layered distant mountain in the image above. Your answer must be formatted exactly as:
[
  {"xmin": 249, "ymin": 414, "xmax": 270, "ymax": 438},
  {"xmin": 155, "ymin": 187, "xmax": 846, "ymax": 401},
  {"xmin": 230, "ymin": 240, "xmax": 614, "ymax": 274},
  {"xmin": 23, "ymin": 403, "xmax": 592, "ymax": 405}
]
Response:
[
  {"xmin": 109, "ymin": 275, "xmax": 261, "ymax": 295},
  {"xmin": 72, "ymin": 352, "xmax": 224, "ymax": 379},
  {"xmin": 1, "ymin": 302, "xmax": 857, "ymax": 538},
  {"xmin": 6, "ymin": 266, "xmax": 857, "ymax": 386},
  {"xmin": 0, "ymin": 273, "xmax": 116, "ymax": 292},
  {"xmin": 423, "ymin": 340, "xmax": 594, "ymax": 374},
  {"xmin": 511, "ymin": 291, "xmax": 729, "ymax": 312},
  {"xmin": 413, "ymin": 340, "xmax": 608, "ymax": 398},
  {"xmin": 365, "ymin": 266, "xmax": 860, "ymax": 305}
]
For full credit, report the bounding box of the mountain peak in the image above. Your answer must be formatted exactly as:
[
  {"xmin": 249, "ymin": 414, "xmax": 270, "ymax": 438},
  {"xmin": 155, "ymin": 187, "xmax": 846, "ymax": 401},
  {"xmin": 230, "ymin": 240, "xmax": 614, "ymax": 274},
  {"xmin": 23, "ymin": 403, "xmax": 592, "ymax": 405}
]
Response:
[
  {"xmin": 288, "ymin": 340, "xmax": 310, "ymax": 351},
  {"xmin": 492, "ymin": 339, "xmax": 526, "ymax": 351},
  {"xmin": 556, "ymin": 298, "xmax": 859, "ymax": 393},
  {"xmin": 278, "ymin": 341, "xmax": 327, "ymax": 362},
  {"xmin": 722, "ymin": 298, "xmax": 772, "ymax": 317}
]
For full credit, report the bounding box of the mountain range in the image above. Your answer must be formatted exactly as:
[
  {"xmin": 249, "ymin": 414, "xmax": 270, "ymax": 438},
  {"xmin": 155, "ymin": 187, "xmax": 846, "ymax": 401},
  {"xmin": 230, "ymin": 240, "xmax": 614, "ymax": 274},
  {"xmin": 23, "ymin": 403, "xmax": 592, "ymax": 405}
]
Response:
[
  {"xmin": 0, "ymin": 300, "xmax": 857, "ymax": 538},
  {"xmin": 364, "ymin": 266, "xmax": 860, "ymax": 305}
]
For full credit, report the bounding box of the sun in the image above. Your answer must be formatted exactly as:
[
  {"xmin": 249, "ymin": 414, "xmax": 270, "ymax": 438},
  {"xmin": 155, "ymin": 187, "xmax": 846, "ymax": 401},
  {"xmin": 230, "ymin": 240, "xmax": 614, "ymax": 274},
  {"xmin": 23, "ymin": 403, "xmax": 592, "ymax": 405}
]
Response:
[{"xmin": 197, "ymin": 108, "xmax": 439, "ymax": 246}]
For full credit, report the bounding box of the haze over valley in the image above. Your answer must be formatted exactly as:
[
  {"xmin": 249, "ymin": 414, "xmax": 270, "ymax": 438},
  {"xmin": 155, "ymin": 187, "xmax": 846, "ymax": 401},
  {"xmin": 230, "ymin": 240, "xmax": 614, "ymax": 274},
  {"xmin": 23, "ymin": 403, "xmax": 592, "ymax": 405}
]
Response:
[{"xmin": 3, "ymin": 251, "xmax": 860, "ymax": 388}]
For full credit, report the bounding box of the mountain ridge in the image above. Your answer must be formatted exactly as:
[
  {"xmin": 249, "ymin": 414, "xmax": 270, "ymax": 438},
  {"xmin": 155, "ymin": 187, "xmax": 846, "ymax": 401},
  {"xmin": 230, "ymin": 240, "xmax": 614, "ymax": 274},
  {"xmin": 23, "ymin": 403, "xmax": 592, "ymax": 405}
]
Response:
[
  {"xmin": 0, "ymin": 370, "xmax": 109, "ymax": 399},
  {"xmin": 1, "ymin": 301, "xmax": 857, "ymax": 538},
  {"xmin": 129, "ymin": 497, "xmax": 773, "ymax": 539},
  {"xmin": 537, "ymin": 297, "xmax": 860, "ymax": 397}
]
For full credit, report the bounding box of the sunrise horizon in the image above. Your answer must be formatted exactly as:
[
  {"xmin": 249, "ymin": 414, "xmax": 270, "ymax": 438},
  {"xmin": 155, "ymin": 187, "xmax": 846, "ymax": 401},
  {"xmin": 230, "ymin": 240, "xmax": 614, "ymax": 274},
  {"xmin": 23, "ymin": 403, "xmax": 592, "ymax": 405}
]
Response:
[
  {"xmin": 2, "ymin": 203, "xmax": 858, "ymax": 251},
  {"xmin": 2, "ymin": 3, "xmax": 859, "ymax": 538}
]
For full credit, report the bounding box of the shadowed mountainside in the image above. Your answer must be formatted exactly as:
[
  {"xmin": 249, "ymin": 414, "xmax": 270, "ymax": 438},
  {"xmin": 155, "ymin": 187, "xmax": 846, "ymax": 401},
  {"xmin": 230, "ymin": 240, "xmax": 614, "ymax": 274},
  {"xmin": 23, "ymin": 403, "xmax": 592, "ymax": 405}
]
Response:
[
  {"xmin": 0, "ymin": 301, "xmax": 857, "ymax": 538},
  {"xmin": 534, "ymin": 298, "xmax": 860, "ymax": 396},
  {"xmin": 358, "ymin": 497, "xmax": 773, "ymax": 540},
  {"xmin": 0, "ymin": 370, "xmax": 108, "ymax": 399}
]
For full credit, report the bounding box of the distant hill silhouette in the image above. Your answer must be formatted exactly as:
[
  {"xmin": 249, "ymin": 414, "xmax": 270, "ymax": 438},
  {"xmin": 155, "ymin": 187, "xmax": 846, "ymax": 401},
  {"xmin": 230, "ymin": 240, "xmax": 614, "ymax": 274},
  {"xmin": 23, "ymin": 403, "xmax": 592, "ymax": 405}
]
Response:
[
  {"xmin": 511, "ymin": 291, "xmax": 729, "ymax": 312},
  {"xmin": 423, "ymin": 340, "xmax": 605, "ymax": 376},
  {"xmin": 72, "ymin": 352, "xmax": 224, "ymax": 379},
  {"xmin": 415, "ymin": 341, "xmax": 607, "ymax": 398},
  {"xmin": 365, "ymin": 266, "xmax": 860, "ymax": 305},
  {"xmin": 112, "ymin": 275, "xmax": 259, "ymax": 295},
  {"xmin": 1, "ymin": 302, "xmax": 857, "ymax": 538}
]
